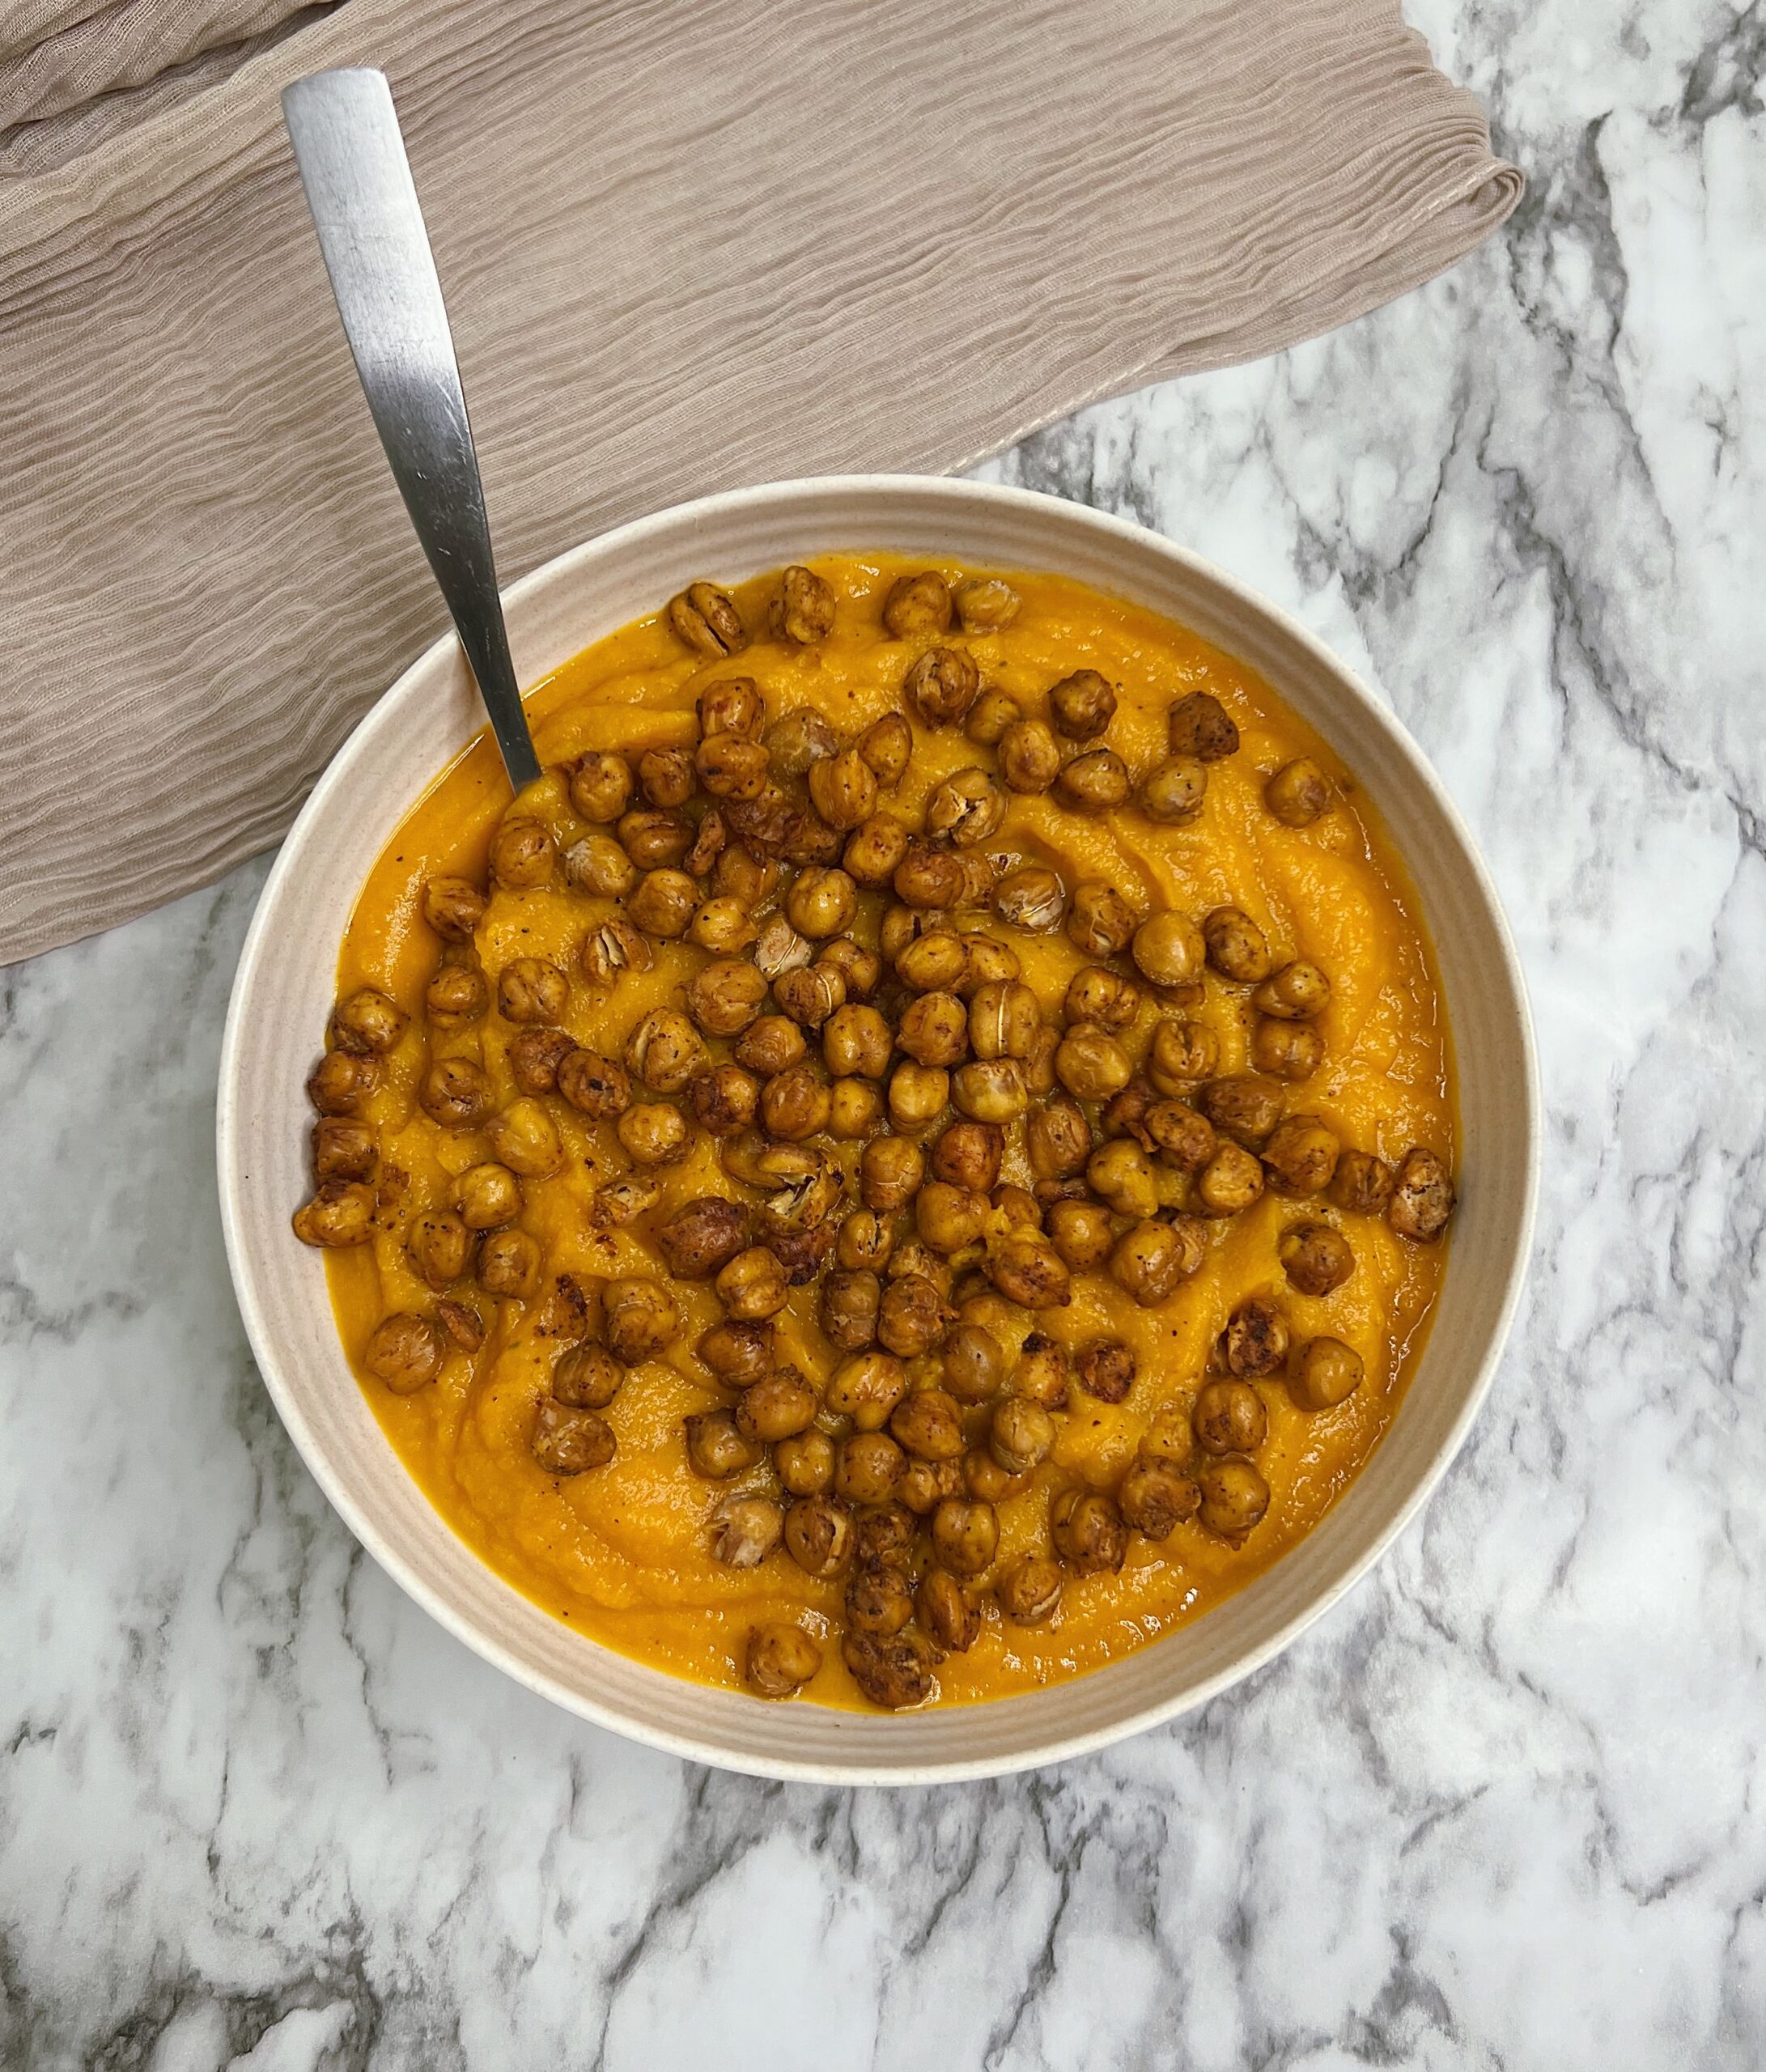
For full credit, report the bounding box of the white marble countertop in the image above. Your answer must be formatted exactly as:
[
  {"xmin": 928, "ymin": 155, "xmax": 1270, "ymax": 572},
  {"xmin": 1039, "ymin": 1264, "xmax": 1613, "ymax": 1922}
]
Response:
[{"xmin": 4, "ymin": 2, "xmax": 1763, "ymax": 2064}]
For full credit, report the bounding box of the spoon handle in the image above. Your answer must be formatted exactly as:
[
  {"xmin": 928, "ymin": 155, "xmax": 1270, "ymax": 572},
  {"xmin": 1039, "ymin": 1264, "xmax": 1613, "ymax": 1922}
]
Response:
[{"xmin": 283, "ymin": 66, "xmax": 542, "ymax": 794}]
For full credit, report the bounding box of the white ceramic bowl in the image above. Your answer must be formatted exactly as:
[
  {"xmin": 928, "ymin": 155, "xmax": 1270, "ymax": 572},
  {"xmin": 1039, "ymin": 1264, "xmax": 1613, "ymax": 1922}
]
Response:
[{"xmin": 218, "ymin": 476, "xmax": 1538, "ymax": 1784}]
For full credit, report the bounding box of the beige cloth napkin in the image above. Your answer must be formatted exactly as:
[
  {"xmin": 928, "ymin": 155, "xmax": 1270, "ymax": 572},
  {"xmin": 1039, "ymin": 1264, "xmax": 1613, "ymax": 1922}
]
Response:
[{"xmin": 0, "ymin": 0, "xmax": 1519, "ymax": 966}]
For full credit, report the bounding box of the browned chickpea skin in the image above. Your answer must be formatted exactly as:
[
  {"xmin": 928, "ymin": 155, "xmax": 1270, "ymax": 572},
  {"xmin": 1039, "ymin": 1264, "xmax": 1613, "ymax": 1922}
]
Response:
[
  {"xmin": 1222, "ymin": 1294, "xmax": 1290, "ymax": 1378},
  {"xmin": 532, "ymin": 1399, "xmax": 616, "ymax": 1475},
  {"xmin": 686, "ymin": 806, "xmax": 731, "ymax": 885},
  {"xmin": 1280, "ymin": 1221, "xmax": 1356, "ymax": 1297},
  {"xmin": 490, "ymin": 817, "xmax": 555, "ymax": 891},
  {"xmin": 488, "ymin": 1098, "xmax": 564, "ymax": 1178},
  {"xmin": 804, "ymin": 747, "xmax": 877, "ymax": 833},
  {"xmin": 567, "ymin": 751, "xmax": 634, "ymax": 825},
  {"xmin": 990, "ymin": 1395, "xmax": 1056, "ymax": 1475},
  {"xmin": 669, "ymin": 580, "xmax": 748, "ymax": 657},
  {"xmin": 843, "ymin": 1629, "xmax": 935, "ymax": 1709},
  {"xmin": 698, "ymin": 1316, "xmax": 776, "ymax": 1386},
  {"xmin": 1131, "ymin": 913, "xmax": 1205, "ymax": 991},
  {"xmin": 888, "ymin": 842, "xmax": 965, "ymax": 914},
  {"xmin": 291, "ymin": 1179, "xmax": 378, "ymax": 1250},
  {"xmin": 1328, "ymin": 1149, "xmax": 1395, "ymax": 1217},
  {"xmin": 1292, "ymin": 1335, "xmax": 1365, "ymax": 1412},
  {"xmin": 715, "ymin": 1246, "xmax": 791, "ymax": 1323},
  {"xmin": 1199, "ymin": 1075, "xmax": 1286, "ymax": 1150},
  {"xmin": 893, "ymin": 928, "xmax": 966, "ymax": 994},
  {"xmin": 1195, "ymin": 1142, "xmax": 1265, "ymax": 1217},
  {"xmin": 497, "ymin": 956, "xmax": 569, "ymax": 1025},
  {"xmin": 478, "ymin": 1227, "xmax": 540, "ymax": 1300},
  {"xmin": 625, "ymin": 1007, "xmax": 707, "ymax": 1093},
  {"xmin": 824, "ymin": 937, "xmax": 881, "ymax": 997},
  {"xmin": 915, "ymin": 1569, "xmax": 978, "ymax": 1653},
  {"xmin": 1055, "ymin": 747, "xmax": 1131, "ymax": 812},
  {"xmin": 835, "ymin": 1431, "xmax": 907, "ymax": 1506},
  {"xmin": 418, "ymin": 1055, "xmax": 492, "ymax": 1129},
  {"xmin": 965, "ymin": 980, "xmax": 1037, "ymax": 1063},
  {"xmin": 825, "ymin": 1348, "xmax": 907, "ymax": 1430},
  {"xmin": 926, "ymin": 767, "xmax": 1008, "ymax": 849},
  {"xmin": 1044, "ymin": 668, "xmax": 1114, "ymax": 741},
  {"xmin": 680, "ymin": 958, "xmax": 764, "ymax": 1041},
  {"xmin": 425, "ymin": 954, "xmax": 489, "ymax": 1024},
  {"xmin": 777, "ymin": 1430, "xmax": 837, "ymax": 1498},
  {"xmin": 604, "ymin": 1276, "xmax": 681, "ymax": 1364},
  {"xmin": 893, "ymin": 991, "xmax": 966, "ymax": 1069},
  {"xmin": 1067, "ymin": 881, "xmax": 1139, "ymax": 959},
  {"xmin": 842, "ymin": 814, "xmax": 909, "ymax": 890},
  {"xmin": 503, "ymin": 1026, "xmax": 571, "ymax": 1098},
  {"xmin": 950, "ymin": 575, "xmax": 1019, "ymax": 631},
  {"xmin": 734, "ymin": 1014, "xmax": 806, "ymax": 1080},
  {"xmin": 422, "ymin": 874, "xmax": 487, "ymax": 941},
  {"xmin": 657, "ymin": 1198, "xmax": 750, "ymax": 1280},
  {"xmin": 836, "ymin": 1208, "xmax": 894, "ymax": 1274},
  {"xmin": 950, "ymin": 1059, "xmax": 1026, "ymax": 1126},
  {"xmin": 330, "ymin": 986, "xmax": 408, "ymax": 1057},
  {"xmin": 760, "ymin": 1063, "xmax": 833, "ymax": 1140},
  {"xmin": 1168, "ymin": 690, "xmax": 1239, "ymax": 761},
  {"xmin": 1085, "ymin": 1139, "xmax": 1157, "ymax": 1216},
  {"xmin": 681, "ymin": 1064, "xmax": 754, "ymax": 1140},
  {"xmin": 697, "ymin": 676, "xmax": 766, "ymax": 740},
  {"xmin": 1197, "ymin": 1457, "xmax": 1270, "ymax": 1539},
  {"xmin": 736, "ymin": 1369, "xmax": 819, "ymax": 1444},
  {"xmin": 1144, "ymin": 1098, "xmax": 1215, "ymax": 1172},
  {"xmin": 881, "ymin": 569, "xmax": 953, "ymax": 638},
  {"xmin": 821, "ymin": 1267, "xmax": 881, "ymax": 1351},
  {"xmin": 828, "ymin": 1077, "xmax": 882, "ymax": 1138},
  {"xmin": 914, "ymin": 1181, "xmax": 988, "ymax": 1256},
  {"xmin": 932, "ymin": 1496, "xmax": 999, "ymax": 1577},
  {"xmin": 634, "ymin": 745, "xmax": 692, "ymax": 811},
  {"xmin": 747, "ymin": 1620, "xmax": 822, "ymax": 1697},
  {"xmin": 1265, "ymin": 756, "xmax": 1331, "ymax": 827},
  {"xmin": 1250, "ymin": 1018, "xmax": 1322, "ymax": 1084},
  {"xmin": 985, "ymin": 1232, "xmax": 1071, "ymax": 1310},
  {"xmin": 846, "ymin": 1564, "xmax": 916, "ymax": 1640},
  {"xmin": 860, "ymin": 1135, "xmax": 925, "ymax": 1213},
  {"xmin": 1111, "ymin": 1215, "xmax": 1206, "ymax": 1305},
  {"xmin": 715, "ymin": 843, "xmax": 779, "ymax": 906},
  {"xmin": 1119, "ymin": 1458, "xmax": 1201, "ymax": 1539},
  {"xmin": 1025, "ymin": 1097, "xmax": 1091, "ymax": 1183},
  {"xmin": 308, "ymin": 1047, "xmax": 381, "ymax": 1118},
  {"xmin": 897, "ymin": 1458, "xmax": 960, "ymax": 1516},
  {"xmin": 711, "ymin": 1496, "xmax": 783, "ymax": 1568},
  {"xmin": 987, "ymin": 868, "xmax": 1061, "ymax": 940},
  {"xmin": 765, "ymin": 711, "xmax": 839, "ymax": 782},
  {"xmin": 889, "ymin": 1387, "xmax": 966, "ymax": 1462},
  {"xmin": 563, "ymin": 834, "xmax": 637, "ymax": 900},
  {"xmin": 1076, "ymin": 1338, "xmax": 1136, "ymax": 1404},
  {"xmin": 1201, "ymin": 906, "xmax": 1271, "ymax": 984},
  {"xmin": 683, "ymin": 896, "xmax": 750, "ymax": 957},
  {"xmin": 783, "ymin": 866, "xmax": 855, "ymax": 941},
  {"xmin": 856, "ymin": 711, "xmax": 911, "ymax": 788},
  {"xmin": 439, "ymin": 1298, "xmax": 490, "ymax": 1353},
  {"xmin": 553, "ymin": 1342, "xmax": 625, "ymax": 1410},
  {"xmin": 780, "ymin": 1493, "xmax": 852, "ymax": 1580},
  {"xmin": 935, "ymin": 1322, "xmax": 1003, "ymax": 1404},
  {"xmin": 769, "ymin": 563, "xmax": 836, "ymax": 644},
  {"xmin": 454, "ymin": 1161, "xmax": 521, "ymax": 1233},
  {"xmin": 887, "ymin": 1061, "xmax": 951, "ymax": 1132},
  {"xmin": 1138, "ymin": 756, "xmax": 1208, "ymax": 825},
  {"xmin": 1049, "ymin": 1025, "xmax": 1127, "ymax": 1103},
  {"xmin": 1193, "ymin": 1378, "xmax": 1268, "ymax": 1457},
  {"xmin": 549, "ymin": 1049, "xmax": 625, "ymax": 1123},
  {"xmin": 1148, "ymin": 1017, "xmax": 1219, "ymax": 1094},
  {"xmin": 580, "ymin": 917, "xmax": 654, "ymax": 993},
  {"xmin": 629, "ymin": 867, "xmax": 703, "ymax": 940},
  {"xmin": 1051, "ymin": 1488, "xmax": 1127, "ymax": 1574},
  {"xmin": 1009, "ymin": 1332, "xmax": 1069, "ymax": 1409},
  {"xmin": 1262, "ymin": 1115, "xmax": 1341, "ymax": 1198},
  {"xmin": 618, "ymin": 808, "xmax": 694, "ymax": 871},
  {"xmin": 930, "ymin": 1119, "xmax": 1004, "ymax": 1195},
  {"xmin": 1388, "ymin": 1148, "xmax": 1457, "ymax": 1241},
  {"xmin": 997, "ymin": 1554, "xmax": 1062, "ymax": 1625},
  {"xmin": 964, "ymin": 689, "xmax": 1019, "ymax": 749},
  {"xmin": 364, "ymin": 1313, "xmax": 444, "ymax": 1393},
  {"xmin": 878, "ymin": 1273, "xmax": 950, "ymax": 1358},
  {"xmin": 823, "ymin": 1004, "xmax": 893, "ymax": 1081},
  {"xmin": 962, "ymin": 1449, "xmax": 1027, "ymax": 1505},
  {"xmin": 766, "ymin": 1221, "xmax": 838, "ymax": 1284},
  {"xmin": 691, "ymin": 732, "xmax": 771, "ymax": 804},
  {"xmin": 903, "ymin": 646, "xmax": 981, "ymax": 728},
  {"xmin": 1045, "ymin": 1198, "xmax": 1111, "ymax": 1272},
  {"xmin": 312, "ymin": 1116, "xmax": 377, "ymax": 1183},
  {"xmin": 1253, "ymin": 961, "xmax": 1331, "ymax": 1024}
]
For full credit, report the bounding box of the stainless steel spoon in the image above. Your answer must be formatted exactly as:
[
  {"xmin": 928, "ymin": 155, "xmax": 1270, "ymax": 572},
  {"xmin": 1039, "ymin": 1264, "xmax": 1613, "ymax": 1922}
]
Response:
[{"xmin": 282, "ymin": 66, "xmax": 542, "ymax": 793}]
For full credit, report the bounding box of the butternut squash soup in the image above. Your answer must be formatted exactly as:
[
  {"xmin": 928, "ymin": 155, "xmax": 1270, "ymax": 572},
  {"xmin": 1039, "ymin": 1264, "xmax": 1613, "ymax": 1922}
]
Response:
[{"xmin": 293, "ymin": 556, "xmax": 1456, "ymax": 1711}]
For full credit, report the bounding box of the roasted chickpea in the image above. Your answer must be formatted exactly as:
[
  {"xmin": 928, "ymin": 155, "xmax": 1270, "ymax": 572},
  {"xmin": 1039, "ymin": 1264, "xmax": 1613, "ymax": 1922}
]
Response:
[
  {"xmin": 1085, "ymin": 1140, "xmax": 1157, "ymax": 1219},
  {"xmin": 422, "ymin": 874, "xmax": 486, "ymax": 941},
  {"xmin": 618, "ymin": 808, "xmax": 694, "ymax": 871},
  {"xmin": 453, "ymin": 1165, "xmax": 520, "ymax": 1238},
  {"xmin": 580, "ymin": 915, "xmax": 654, "ymax": 990},
  {"xmin": 714, "ymin": 842, "xmax": 779, "ymax": 906},
  {"xmin": 1022, "ymin": 1098, "xmax": 1089, "ymax": 1183},
  {"xmin": 1198, "ymin": 1076, "xmax": 1284, "ymax": 1150},
  {"xmin": 825, "ymin": 1077, "xmax": 878, "ymax": 1138},
  {"xmin": 531, "ymin": 1400, "xmax": 616, "ymax": 1475},
  {"xmin": 697, "ymin": 676, "xmax": 766, "ymax": 741},
  {"xmin": 552, "ymin": 1342, "xmax": 625, "ymax": 1411},
  {"xmin": 291, "ymin": 1180, "xmax": 378, "ymax": 1250},
  {"xmin": 1251, "ymin": 1018, "xmax": 1323, "ymax": 1084},
  {"xmin": 564, "ymin": 752, "xmax": 630, "ymax": 826},
  {"xmin": 803, "ymin": 746, "xmax": 876, "ymax": 833},
  {"xmin": 772, "ymin": 1496, "xmax": 851, "ymax": 1588},
  {"xmin": 1197, "ymin": 1457, "xmax": 1270, "ymax": 1538},
  {"xmin": 820, "ymin": 1349, "xmax": 904, "ymax": 1432},
  {"xmin": 764, "ymin": 711, "xmax": 838, "ymax": 784},
  {"xmin": 818, "ymin": 1004, "xmax": 889, "ymax": 1081},
  {"xmin": 547, "ymin": 1050, "xmax": 624, "ymax": 1124},
  {"xmin": 1265, "ymin": 757, "xmax": 1331, "ymax": 826},
  {"xmin": 1215, "ymin": 1295, "xmax": 1287, "ymax": 1380},
  {"xmin": 654, "ymin": 1198, "xmax": 747, "ymax": 1281},
  {"xmin": 735, "ymin": 1370, "xmax": 818, "ymax": 1444},
  {"xmin": 1042, "ymin": 1198, "xmax": 1110, "ymax": 1272},
  {"xmin": 951, "ymin": 1059, "xmax": 1026, "ymax": 1125},
  {"xmin": 1327, "ymin": 1149, "xmax": 1395, "ymax": 1218},
  {"xmin": 926, "ymin": 768, "xmax": 1006, "ymax": 848},
  {"xmin": 1123, "ymin": 1458, "xmax": 1202, "ymax": 1539},
  {"xmin": 855, "ymin": 1136, "xmax": 920, "ymax": 1214},
  {"xmin": 1004, "ymin": 1332, "xmax": 1064, "ymax": 1410},
  {"xmin": 996, "ymin": 1554, "xmax": 1060, "ymax": 1625},
  {"xmin": 932, "ymin": 1497, "xmax": 999, "ymax": 1577},
  {"xmin": 1252, "ymin": 961, "xmax": 1331, "ymax": 1024},
  {"xmin": 886, "ymin": 1062, "xmax": 950, "ymax": 1132},
  {"xmin": 774, "ymin": 968, "xmax": 844, "ymax": 1042},
  {"xmin": 1198, "ymin": 907, "xmax": 1267, "ymax": 985},
  {"xmin": 1140, "ymin": 1019, "xmax": 1212, "ymax": 1096},
  {"xmin": 746, "ymin": 1620, "xmax": 821, "ymax": 1698},
  {"xmin": 1072, "ymin": 1339, "xmax": 1133, "ymax": 1404},
  {"xmin": 888, "ymin": 843, "xmax": 964, "ymax": 914},
  {"xmin": 490, "ymin": 817, "xmax": 555, "ymax": 890},
  {"xmin": 903, "ymin": 646, "xmax": 981, "ymax": 728},
  {"xmin": 1138, "ymin": 756, "xmax": 1208, "ymax": 825},
  {"xmin": 711, "ymin": 1495, "xmax": 783, "ymax": 1568},
  {"xmin": 965, "ymin": 688, "xmax": 1020, "ymax": 749},
  {"xmin": 890, "ymin": 930, "xmax": 963, "ymax": 995},
  {"xmin": 983, "ymin": 875, "xmax": 1059, "ymax": 949},
  {"xmin": 732, "ymin": 1016, "xmax": 804, "ymax": 1080},
  {"xmin": 495, "ymin": 957, "xmax": 567, "ymax": 1026},
  {"xmin": 677, "ymin": 961, "xmax": 761, "ymax": 1042},
  {"xmin": 1045, "ymin": 670, "xmax": 1114, "ymax": 741},
  {"xmin": 834, "ymin": 1212, "xmax": 893, "ymax": 1276},
  {"xmin": 1054, "ymin": 748, "xmax": 1128, "ymax": 812},
  {"xmin": 1287, "ymin": 1338, "xmax": 1365, "ymax": 1418},
  {"xmin": 989, "ymin": 1395, "xmax": 1055, "ymax": 1476},
  {"xmin": 1167, "ymin": 690, "xmax": 1239, "ymax": 761},
  {"xmin": 1280, "ymin": 1221, "xmax": 1356, "ymax": 1296},
  {"xmin": 562, "ymin": 834, "xmax": 636, "ymax": 899},
  {"xmin": 783, "ymin": 866, "xmax": 855, "ymax": 941},
  {"xmin": 895, "ymin": 1457, "xmax": 958, "ymax": 1516},
  {"xmin": 1192, "ymin": 1378, "xmax": 1267, "ymax": 1456},
  {"xmin": 364, "ymin": 1314, "xmax": 443, "ymax": 1393},
  {"xmin": 962, "ymin": 980, "xmax": 1035, "ymax": 1063},
  {"xmin": 604, "ymin": 1276, "xmax": 680, "ymax": 1364},
  {"xmin": 312, "ymin": 1117, "xmax": 377, "ymax": 1183},
  {"xmin": 757, "ymin": 1064, "xmax": 830, "ymax": 1140},
  {"xmin": 986, "ymin": 1233, "xmax": 1071, "ymax": 1310},
  {"xmin": 330, "ymin": 986, "xmax": 407, "ymax": 1057},
  {"xmin": 669, "ymin": 580, "xmax": 747, "ymax": 657},
  {"xmin": 1114, "ymin": 1216, "xmax": 1205, "ymax": 1304},
  {"xmin": 1262, "ymin": 1115, "xmax": 1341, "ymax": 1197},
  {"xmin": 845, "ymin": 1564, "xmax": 915, "ymax": 1641},
  {"xmin": 953, "ymin": 575, "xmax": 1021, "ymax": 632},
  {"xmin": 889, "ymin": 1387, "xmax": 966, "ymax": 1462},
  {"xmin": 478, "ymin": 1227, "xmax": 540, "ymax": 1299},
  {"xmin": 1140, "ymin": 1100, "xmax": 1211, "ymax": 1173},
  {"xmin": 773, "ymin": 1432, "xmax": 835, "ymax": 1501},
  {"xmin": 703, "ymin": 1241, "xmax": 784, "ymax": 1323},
  {"xmin": 889, "ymin": 990, "xmax": 963, "ymax": 1069},
  {"xmin": 923, "ymin": 1120, "xmax": 998, "ymax": 1196},
  {"xmin": 882, "ymin": 569, "xmax": 953, "ymax": 638},
  {"xmin": 911, "ymin": 1181, "xmax": 986, "ymax": 1256},
  {"xmin": 928, "ymin": 1323, "xmax": 999, "ymax": 1405},
  {"xmin": 488, "ymin": 1098, "xmax": 564, "ymax": 1178},
  {"xmin": 624, "ymin": 1007, "xmax": 706, "ymax": 1093},
  {"xmin": 308, "ymin": 1047, "xmax": 381, "ymax": 1117},
  {"xmin": 414, "ymin": 1055, "xmax": 485, "ymax": 1131},
  {"xmin": 758, "ymin": 562, "xmax": 833, "ymax": 645},
  {"xmin": 1066, "ymin": 881, "xmax": 1138, "ymax": 960},
  {"xmin": 1195, "ymin": 1143, "xmax": 1263, "ymax": 1216},
  {"xmin": 910, "ymin": 1569, "xmax": 974, "ymax": 1652},
  {"xmin": 835, "ymin": 1432, "xmax": 906, "ymax": 1506},
  {"xmin": 1046, "ymin": 1024, "xmax": 1128, "ymax": 1103},
  {"xmin": 683, "ymin": 735, "xmax": 767, "ymax": 809},
  {"xmin": 843, "ymin": 1629, "xmax": 935, "ymax": 1709},
  {"xmin": 1126, "ymin": 917, "xmax": 1201, "ymax": 996},
  {"xmin": 680, "ymin": 1068, "xmax": 753, "ymax": 1145},
  {"xmin": 841, "ymin": 814, "xmax": 908, "ymax": 889},
  {"xmin": 624, "ymin": 868, "xmax": 695, "ymax": 940},
  {"xmin": 854, "ymin": 711, "xmax": 910, "ymax": 787},
  {"xmin": 1388, "ymin": 1148, "xmax": 1457, "ymax": 1241},
  {"xmin": 682, "ymin": 898, "xmax": 750, "ymax": 959},
  {"xmin": 815, "ymin": 1268, "xmax": 877, "ymax": 1352},
  {"xmin": 503, "ymin": 1025, "xmax": 571, "ymax": 1098},
  {"xmin": 878, "ymin": 1273, "xmax": 949, "ymax": 1358},
  {"xmin": 634, "ymin": 745, "xmax": 693, "ymax": 810},
  {"xmin": 1051, "ymin": 1488, "xmax": 1127, "ymax": 1574}
]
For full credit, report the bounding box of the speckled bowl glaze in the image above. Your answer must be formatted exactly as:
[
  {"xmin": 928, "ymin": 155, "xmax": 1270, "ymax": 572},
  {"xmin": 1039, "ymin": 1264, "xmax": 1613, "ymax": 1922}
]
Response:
[{"xmin": 217, "ymin": 476, "xmax": 1538, "ymax": 1785}]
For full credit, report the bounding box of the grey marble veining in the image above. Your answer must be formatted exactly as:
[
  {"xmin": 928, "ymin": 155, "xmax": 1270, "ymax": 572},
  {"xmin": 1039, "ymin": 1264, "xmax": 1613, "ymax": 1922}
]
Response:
[{"xmin": 3, "ymin": 1, "xmax": 1764, "ymax": 2064}]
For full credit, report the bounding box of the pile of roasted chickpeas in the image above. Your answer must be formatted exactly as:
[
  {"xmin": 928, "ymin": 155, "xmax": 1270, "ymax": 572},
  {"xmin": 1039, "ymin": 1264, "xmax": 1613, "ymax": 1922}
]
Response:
[{"xmin": 295, "ymin": 563, "xmax": 1457, "ymax": 1711}]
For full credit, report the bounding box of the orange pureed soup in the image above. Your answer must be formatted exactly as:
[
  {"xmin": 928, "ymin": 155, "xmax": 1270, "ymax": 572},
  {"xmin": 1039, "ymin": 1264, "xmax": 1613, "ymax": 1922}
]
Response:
[{"xmin": 304, "ymin": 554, "xmax": 1456, "ymax": 1711}]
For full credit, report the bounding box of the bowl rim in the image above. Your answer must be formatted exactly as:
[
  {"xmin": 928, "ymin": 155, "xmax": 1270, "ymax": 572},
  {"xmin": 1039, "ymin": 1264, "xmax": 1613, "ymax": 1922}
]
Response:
[{"xmin": 217, "ymin": 472, "xmax": 1539, "ymax": 1784}]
